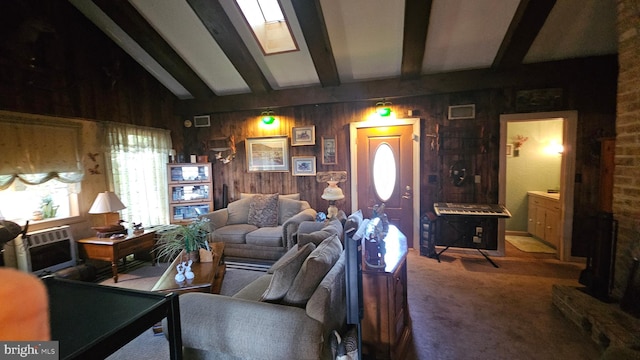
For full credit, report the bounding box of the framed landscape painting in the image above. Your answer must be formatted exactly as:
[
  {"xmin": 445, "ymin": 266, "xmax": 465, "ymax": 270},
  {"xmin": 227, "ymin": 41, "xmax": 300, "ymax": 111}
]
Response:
[
  {"xmin": 245, "ymin": 136, "xmax": 289, "ymax": 172},
  {"xmin": 292, "ymin": 156, "xmax": 316, "ymax": 176}
]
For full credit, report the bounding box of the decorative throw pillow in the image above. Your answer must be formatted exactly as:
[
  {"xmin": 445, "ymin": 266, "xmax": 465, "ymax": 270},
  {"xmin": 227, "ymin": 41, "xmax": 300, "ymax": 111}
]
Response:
[
  {"xmin": 227, "ymin": 197, "xmax": 252, "ymax": 225},
  {"xmin": 248, "ymin": 193, "xmax": 279, "ymax": 228},
  {"xmin": 267, "ymin": 244, "xmax": 299, "ymax": 274},
  {"xmin": 282, "ymin": 234, "xmax": 343, "ymax": 307},
  {"xmin": 260, "ymin": 242, "xmax": 315, "ymax": 302}
]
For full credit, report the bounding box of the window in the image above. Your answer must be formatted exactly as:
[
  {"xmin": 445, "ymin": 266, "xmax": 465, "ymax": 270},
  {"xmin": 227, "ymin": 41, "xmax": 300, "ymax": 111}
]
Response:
[
  {"xmin": 373, "ymin": 143, "xmax": 396, "ymax": 202},
  {"xmin": 104, "ymin": 123, "xmax": 172, "ymax": 226},
  {"xmin": 0, "ymin": 180, "xmax": 79, "ymax": 223},
  {"xmin": 235, "ymin": 0, "xmax": 298, "ymax": 55},
  {"xmin": 0, "ymin": 111, "xmax": 84, "ymax": 224}
]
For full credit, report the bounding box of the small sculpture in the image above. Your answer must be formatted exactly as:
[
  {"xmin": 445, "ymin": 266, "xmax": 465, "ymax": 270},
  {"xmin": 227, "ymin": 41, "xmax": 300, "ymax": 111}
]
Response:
[
  {"xmin": 174, "ymin": 262, "xmax": 186, "ymax": 282},
  {"xmin": 184, "ymin": 259, "xmax": 194, "ymax": 280}
]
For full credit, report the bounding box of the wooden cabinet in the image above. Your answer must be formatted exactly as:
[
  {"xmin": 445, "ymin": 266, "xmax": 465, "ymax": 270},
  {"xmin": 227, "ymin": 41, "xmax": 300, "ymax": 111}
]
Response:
[
  {"xmin": 362, "ymin": 226, "xmax": 412, "ymax": 359},
  {"xmin": 167, "ymin": 163, "xmax": 213, "ymax": 224},
  {"xmin": 527, "ymin": 191, "xmax": 560, "ymax": 248}
]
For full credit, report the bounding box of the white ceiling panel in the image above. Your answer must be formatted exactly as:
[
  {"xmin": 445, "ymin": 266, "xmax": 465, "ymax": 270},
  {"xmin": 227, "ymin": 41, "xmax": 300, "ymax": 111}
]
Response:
[
  {"xmin": 524, "ymin": 0, "xmax": 618, "ymax": 63},
  {"xmin": 321, "ymin": 0, "xmax": 405, "ymax": 82},
  {"xmin": 130, "ymin": 0, "xmax": 250, "ymax": 96},
  {"xmin": 423, "ymin": 0, "xmax": 520, "ymax": 73},
  {"xmin": 220, "ymin": 0, "xmax": 319, "ymax": 90}
]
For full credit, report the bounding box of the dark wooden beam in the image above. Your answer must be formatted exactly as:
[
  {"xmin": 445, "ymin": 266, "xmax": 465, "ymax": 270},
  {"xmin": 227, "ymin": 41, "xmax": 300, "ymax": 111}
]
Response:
[
  {"xmin": 401, "ymin": 0, "xmax": 432, "ymax": 79},
  {"xmin": 290, "ymin": 0, "xmax": 340, "ymax": 87},
  {"xmin": 177, "ymin": 55, "xmax": 616, "ymax": 114},
  {"xmin": 187, "ymin": 0, "xmax": 272, "ymax": 94},
  {"xmin": 91, "ymin": 0, "xmax": 214, "ymax": 100},
  {"xmin": 492, "ymin": 0, "xmax": 556, "ymax": 69}
]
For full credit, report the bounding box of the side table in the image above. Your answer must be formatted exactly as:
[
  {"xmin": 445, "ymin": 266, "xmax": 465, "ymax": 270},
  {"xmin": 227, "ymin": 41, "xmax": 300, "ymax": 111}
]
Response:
[{"xmin": 77, "ymin": 229, "xmax": 156, "ymax": 283}]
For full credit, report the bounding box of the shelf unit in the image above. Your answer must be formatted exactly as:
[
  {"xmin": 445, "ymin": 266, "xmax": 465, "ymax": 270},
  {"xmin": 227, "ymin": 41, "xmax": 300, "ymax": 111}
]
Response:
[{"xmin": 167, "ymin": 163, "xmax": 213, "ymax": 224}]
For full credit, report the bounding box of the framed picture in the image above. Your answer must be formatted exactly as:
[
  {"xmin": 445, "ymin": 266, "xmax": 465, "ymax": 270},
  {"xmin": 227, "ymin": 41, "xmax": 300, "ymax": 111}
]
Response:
[
  {"xmin": 291, "ymin": 156, "xmax": 316, "ymax": 176},
  {"xmin": 292, "ymin": 126, "xmax": 315, "ymax": 146},
  {"xmin": 322, "ymin": 136, "xmax": 337, "ymax": 165},
  {"xmin": 245, "ymin": 136, "xmax": 290, "ymax": 172},
  {"xmin": 506, "ymin": 144, "xmax": 513, "ymax": 157}
]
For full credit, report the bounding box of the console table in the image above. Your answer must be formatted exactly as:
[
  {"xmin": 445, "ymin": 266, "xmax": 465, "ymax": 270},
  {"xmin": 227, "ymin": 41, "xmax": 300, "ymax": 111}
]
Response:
[
  {"xmin": 77, "ymin": 230, "xmax": 156, "ymax": 283},
  {"xmin": 361, "ymin": 225, "xmax": 412, "ymax": 359}
]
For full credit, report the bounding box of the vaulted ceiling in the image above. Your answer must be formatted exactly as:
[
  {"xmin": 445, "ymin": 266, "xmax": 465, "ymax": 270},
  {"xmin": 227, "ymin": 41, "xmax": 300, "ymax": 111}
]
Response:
[{"xmin": 70, "ymin": 0, "xmax": 617, "ymax": 112}]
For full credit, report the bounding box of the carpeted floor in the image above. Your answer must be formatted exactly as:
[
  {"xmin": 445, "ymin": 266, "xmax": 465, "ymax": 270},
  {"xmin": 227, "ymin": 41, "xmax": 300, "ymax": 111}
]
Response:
[{"xmin": 404, "ymin": 249, "xmax": 601, "ymax": 360}]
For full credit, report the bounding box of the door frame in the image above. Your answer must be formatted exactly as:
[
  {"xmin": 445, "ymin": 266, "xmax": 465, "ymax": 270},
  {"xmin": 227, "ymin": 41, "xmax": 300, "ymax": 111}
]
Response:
[
  {"xmin": 350, "ymin": 118, "xmax": 421, "ymax": 247},
  {"xmin": 498, "ymin": 110, "xmax": 577, "ymax": 261}
]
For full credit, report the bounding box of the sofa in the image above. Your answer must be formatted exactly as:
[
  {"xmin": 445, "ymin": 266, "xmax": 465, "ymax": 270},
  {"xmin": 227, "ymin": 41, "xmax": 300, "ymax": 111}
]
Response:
[
  {"xmin": 199, "ymin": 193, "xmax": 316, "ymax": 261},
  {"xmin": 164, "ymin": 230, "xmax": 347, "ymax": 360}
]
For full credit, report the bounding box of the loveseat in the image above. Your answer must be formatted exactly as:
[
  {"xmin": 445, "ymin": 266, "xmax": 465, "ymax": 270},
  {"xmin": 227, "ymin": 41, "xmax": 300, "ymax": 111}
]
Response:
[
  {"xmin": 199, "ymin": 193, "xmax": 316, "ymax": 261},
  {"xmin": 164, "ymin": 229, "xmax": 347, "ymax": 360}
]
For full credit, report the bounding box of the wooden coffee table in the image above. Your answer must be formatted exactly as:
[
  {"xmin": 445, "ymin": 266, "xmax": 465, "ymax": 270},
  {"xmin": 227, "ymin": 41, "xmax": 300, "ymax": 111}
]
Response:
[{"xmin": 151, "ymin": 242, "xmax": 226, "ymax": 294}]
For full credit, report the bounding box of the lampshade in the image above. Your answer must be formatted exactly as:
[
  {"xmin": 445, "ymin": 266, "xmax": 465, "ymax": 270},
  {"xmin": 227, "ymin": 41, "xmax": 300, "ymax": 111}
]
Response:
[
  {"xmin": 261, "ymin": 110, "xmax": 275, "ymax": 125},
  {"xmin": 89, "ymin": 191, "xmax": 126, "ymax": 214},
  {"xmin": 376, "ymin": 100, "xmax": 392, "ymax": 117},
  {"xmin": 321, "ymin": 181, "xmax": 345, "ymax": 201}
]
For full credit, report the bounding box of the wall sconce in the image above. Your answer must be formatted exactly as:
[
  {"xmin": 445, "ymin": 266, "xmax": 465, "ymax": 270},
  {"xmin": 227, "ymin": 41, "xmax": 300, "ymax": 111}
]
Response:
[
  {"xmin": 317, "ymin": 171, "xmax": 347, "ymax": 219},
  {"xmin": 261, "ymin": 110, "xmax": 276, "ymax": 125},
  {"xmin": 376, "ymin": 99, "xmax": 392, "ymax": 117}
]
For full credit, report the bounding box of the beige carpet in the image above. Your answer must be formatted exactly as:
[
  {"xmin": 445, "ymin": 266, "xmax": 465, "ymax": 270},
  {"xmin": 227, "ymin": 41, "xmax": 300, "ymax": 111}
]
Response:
[{"xmin": 506, "ymin": 235, "xmax": 556, "ymax": 253}]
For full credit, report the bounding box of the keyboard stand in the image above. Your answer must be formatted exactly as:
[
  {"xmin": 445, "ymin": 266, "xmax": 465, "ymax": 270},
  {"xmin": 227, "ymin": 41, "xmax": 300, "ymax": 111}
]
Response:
[{"xmin": 434, "ymin": 216, "xmax": 499, "ymax": 268}]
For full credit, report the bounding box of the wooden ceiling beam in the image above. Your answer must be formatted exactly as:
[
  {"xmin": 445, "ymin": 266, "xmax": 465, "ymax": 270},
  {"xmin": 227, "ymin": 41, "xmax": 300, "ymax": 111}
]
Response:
[
  {"xmin": 177, "ymin": 55, "xmax": 616, "ymax": 115},
  {"xmin": 187, "ymin": 0, "xmax": 272, "ymax": 94},
  {"xmin": 401, "ymin": 0, "xmax": 432, "ymax": 79},
  {"xmin": 91, "ymin": 0, "xmax": 214, "ymax": 100},
  {"xmin": 290, "ymin": 0, "xmax": 340, "ymax": 87},
  {"xmin": 492, "ymin": 0, "xmax": 556, "ymax": 69}
]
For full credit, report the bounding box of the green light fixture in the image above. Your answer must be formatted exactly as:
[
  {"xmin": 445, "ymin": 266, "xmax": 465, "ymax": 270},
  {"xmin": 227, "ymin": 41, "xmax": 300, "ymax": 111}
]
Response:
[
  {"xmin": 376, "ymin": 100, "xmax": 392, "ymax": 117},
  {"xmin": 261, "ymin": 110, "xmax": 275, "ymax": 124}
]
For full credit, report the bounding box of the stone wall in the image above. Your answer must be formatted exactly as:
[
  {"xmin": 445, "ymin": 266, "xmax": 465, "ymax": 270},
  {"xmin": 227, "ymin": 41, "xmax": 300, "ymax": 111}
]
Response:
[{"xmin": 613, "ymin": 0, "xmax": 640, "ymax": 298}]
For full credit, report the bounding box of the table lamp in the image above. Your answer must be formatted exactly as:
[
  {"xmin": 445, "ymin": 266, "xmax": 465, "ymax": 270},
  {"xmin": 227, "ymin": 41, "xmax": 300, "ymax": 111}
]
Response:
[
  {"xmin": 89, "ymin": 191, "xmax": 126, "ymax": 237},
  {"xmin": 317, "ymin": 171, "xmax": 347, "ymax": 219}
]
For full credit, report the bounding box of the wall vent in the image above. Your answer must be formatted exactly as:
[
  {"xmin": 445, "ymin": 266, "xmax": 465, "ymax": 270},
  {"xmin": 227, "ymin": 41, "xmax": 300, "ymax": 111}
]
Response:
[{"xmin": 448, "ymin": 104, "xmax": 476, "ymax": 120}]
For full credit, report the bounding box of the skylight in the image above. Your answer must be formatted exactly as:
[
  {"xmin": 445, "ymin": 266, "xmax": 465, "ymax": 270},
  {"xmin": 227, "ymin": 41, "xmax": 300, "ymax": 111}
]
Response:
[{"xmin": 235, "ymin": 0, "xmax": 298, "ymax": 55}]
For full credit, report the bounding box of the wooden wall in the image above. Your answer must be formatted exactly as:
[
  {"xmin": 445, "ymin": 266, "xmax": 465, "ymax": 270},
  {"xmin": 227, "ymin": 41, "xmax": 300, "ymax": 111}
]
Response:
[
  {"xmin": 180, "ymin": 74, "xmax": 617, "ymax": 257},
  {"xmin": 0, "ymin": 0, "xmax": 180, "ymax": 130}
]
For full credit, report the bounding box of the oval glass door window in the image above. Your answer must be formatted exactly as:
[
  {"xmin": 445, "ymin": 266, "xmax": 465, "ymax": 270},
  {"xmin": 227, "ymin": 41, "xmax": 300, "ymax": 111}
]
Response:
[{"xmin": 373, "ymin": 143, "xmax": 396, "ymax": 201}]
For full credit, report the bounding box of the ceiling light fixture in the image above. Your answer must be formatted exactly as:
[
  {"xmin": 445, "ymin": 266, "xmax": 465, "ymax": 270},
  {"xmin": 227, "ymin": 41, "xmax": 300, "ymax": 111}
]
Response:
[
  {"xmin": 261, "ymin": 110, "xmax": 276, "ymax": 125},
  {"xmin": 376, "ymin": 99, "xmax": 392, "ymax": 117}
]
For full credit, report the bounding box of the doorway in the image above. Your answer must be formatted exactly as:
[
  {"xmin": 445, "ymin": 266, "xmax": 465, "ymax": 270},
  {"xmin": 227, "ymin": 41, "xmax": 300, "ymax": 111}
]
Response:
[
  {"xmin": 499, "ymin": 111, "xmax": 577, "ymax": 261},
  {"xmin": 350, "ymin": 118, "xmax": 420, "ymax": 248}
]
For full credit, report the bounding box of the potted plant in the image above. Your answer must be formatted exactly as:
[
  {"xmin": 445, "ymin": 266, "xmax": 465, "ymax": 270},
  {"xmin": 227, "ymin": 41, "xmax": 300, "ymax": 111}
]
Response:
[{"xmin": 154, "ymin": 218, "xmax": 211, "ymax": 263}]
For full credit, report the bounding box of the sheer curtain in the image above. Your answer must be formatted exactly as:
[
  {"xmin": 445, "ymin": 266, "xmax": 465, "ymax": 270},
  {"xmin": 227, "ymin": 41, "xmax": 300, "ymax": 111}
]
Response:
[{"xmin": 103, "ymin": 122, "xmax": 172, "ymax": 226}]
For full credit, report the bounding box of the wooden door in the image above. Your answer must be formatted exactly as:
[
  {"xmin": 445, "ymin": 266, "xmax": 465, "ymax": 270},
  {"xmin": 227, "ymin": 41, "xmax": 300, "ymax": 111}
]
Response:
[{"xmin": 356, "ymin": 125, "xmax": 414, "ymax": 247}]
